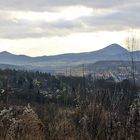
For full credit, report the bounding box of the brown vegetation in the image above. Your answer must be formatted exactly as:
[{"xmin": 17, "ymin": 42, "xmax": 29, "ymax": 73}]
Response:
[{"xmin": 0, "ymin": 105, "xmax": 45, "ymax": 140}]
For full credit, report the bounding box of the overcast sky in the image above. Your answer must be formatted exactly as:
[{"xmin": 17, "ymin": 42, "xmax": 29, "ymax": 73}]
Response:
[{"xmin": 0, "ymin": 0, "xmax": 140, "ymax": 56}]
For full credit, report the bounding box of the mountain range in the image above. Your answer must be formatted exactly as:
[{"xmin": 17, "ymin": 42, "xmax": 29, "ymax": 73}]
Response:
[{"xmin": 0, "ymin": 43, "xmax": 139, "ymax": 73}]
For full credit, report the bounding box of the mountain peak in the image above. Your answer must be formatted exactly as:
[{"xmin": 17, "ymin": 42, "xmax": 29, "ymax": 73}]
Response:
[
  {"xmin": 105, "ymin": 43, "xmax": 124, "ymax": 49},
  {"xmin": 101, "ymin": 43, "xmax": 128, "ymax": 54},
  {"xmin": 0, "ymin": 51, "xmax": 12, "ymax": 55}
]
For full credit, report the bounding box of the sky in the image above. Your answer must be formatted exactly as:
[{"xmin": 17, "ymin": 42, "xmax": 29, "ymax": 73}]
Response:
[{"xmin": 0, "ymin": 0, "xmax": 140, "ymax": 56}]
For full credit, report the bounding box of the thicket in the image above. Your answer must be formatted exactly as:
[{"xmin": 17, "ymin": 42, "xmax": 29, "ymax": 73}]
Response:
[{"xmin": 0, "ymin": 69, "xmax": 139, "ymax": 140}]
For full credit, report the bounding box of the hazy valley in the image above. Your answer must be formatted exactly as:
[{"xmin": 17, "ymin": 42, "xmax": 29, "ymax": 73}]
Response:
[{"xmin": 0, "ymin": 43, "xmax": 140, "ymax": 74}]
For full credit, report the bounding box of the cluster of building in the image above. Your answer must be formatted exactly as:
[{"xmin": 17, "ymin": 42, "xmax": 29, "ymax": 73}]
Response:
[{"xmin": 93, "ymin": 70, "xmax": 140, "ymax": 83}]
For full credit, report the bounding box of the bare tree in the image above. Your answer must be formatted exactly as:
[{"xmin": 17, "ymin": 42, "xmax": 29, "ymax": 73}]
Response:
[{"xmin": 125, "ymin": 36, "xmax": 139, "ymax": 88}]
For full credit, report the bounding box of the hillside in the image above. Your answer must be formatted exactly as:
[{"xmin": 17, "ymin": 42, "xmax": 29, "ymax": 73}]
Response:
[{"xmin": 0, "ymin": 43, "xmax": 139, "ymax": 73}]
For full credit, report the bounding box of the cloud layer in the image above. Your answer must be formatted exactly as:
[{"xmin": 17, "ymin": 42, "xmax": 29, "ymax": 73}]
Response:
[{"xmin": 0, "ymin": 0, "xmax": 140, "ymax": 39}]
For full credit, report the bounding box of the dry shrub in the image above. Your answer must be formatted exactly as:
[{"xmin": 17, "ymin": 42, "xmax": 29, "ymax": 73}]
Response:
[{"xmin": 0, "ymin": 105, "xmax": 45, "ymax": 140}]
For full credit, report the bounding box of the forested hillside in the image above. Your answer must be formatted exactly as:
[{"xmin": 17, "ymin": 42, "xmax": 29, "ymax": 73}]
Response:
[{"xmin": 0, "ymin": 69, "xmax": 139, "ymax": 140}]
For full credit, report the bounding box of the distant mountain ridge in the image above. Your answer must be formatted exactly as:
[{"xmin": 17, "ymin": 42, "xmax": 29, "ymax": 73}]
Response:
[{"xmin": 0, "ymin": 43, "xmax": 139, "ymax": 73}]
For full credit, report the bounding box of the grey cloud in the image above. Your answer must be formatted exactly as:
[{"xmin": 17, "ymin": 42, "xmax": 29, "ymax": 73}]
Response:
[
  {"xmin": 76, "ymin": 2, "xmax": 140, "ymax": 32},
  {"xmin": 0, "ymin": 1, "xmax": 140, "ymax": 39},
  {"xmin": 0, "ymin": 0, "xmax": 139, "ymax": 11},
  {"xmin": 41, "ymin": 20, "xmax": 82, "ymax": 30},
  {"xmin": 0, "ymin": 17, "xmax": 84, "ymax": 39},
  {"xmin": 0, "ymin": 9, "xmax": 140, "ymax": 39}
]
